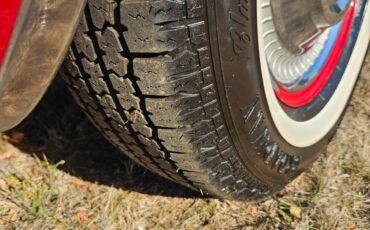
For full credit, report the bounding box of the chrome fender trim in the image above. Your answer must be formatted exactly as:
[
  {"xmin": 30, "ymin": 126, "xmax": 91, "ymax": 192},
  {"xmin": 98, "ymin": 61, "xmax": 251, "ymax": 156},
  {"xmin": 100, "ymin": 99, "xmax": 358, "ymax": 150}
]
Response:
[{"xmin": 0, "ymin": 0, "xmax": 86, "ymax": 131}]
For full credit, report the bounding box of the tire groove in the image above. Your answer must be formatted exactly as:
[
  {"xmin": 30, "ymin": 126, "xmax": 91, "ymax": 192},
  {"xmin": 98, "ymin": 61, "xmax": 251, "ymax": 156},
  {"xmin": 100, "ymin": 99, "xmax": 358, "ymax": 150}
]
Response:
[
  {"xmin": 79, "ymin": 5, "xmax": 179, "ymax": 182},
  {"xmin": 112, "ymin": 0, "xmax": 200, "ymax": 190},
  {"xmin": 72, "ymin": 7, "xmax": 179, "ymax": 180}
]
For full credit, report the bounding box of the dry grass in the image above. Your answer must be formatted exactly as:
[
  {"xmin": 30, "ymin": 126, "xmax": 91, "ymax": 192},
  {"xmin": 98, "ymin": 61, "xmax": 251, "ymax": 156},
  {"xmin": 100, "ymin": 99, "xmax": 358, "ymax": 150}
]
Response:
[{"xmin": 0, "ymin": 52, "xmax": 369, "ymax": 229}]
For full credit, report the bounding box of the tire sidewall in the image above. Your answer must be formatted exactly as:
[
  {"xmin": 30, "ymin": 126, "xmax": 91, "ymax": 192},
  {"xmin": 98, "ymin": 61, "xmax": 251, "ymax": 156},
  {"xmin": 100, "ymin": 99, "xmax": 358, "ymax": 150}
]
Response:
[{"xmin": 207, "ymin": 0, "xmax": 369, "ymax": 187}]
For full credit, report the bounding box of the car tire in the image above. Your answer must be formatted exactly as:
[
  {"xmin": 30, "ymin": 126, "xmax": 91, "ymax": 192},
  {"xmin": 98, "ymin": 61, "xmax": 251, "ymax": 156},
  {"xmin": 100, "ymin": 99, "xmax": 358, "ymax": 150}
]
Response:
[{"xmin": 61, "ymin": 0, "xmax": 370, "ymax": 200}]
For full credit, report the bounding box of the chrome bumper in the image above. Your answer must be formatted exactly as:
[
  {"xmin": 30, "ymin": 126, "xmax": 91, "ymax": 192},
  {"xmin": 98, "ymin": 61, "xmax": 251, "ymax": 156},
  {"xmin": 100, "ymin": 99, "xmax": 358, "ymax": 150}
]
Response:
[{"xmin": 0, "ymin": 0, "xmax": 86, "ymax": 131}]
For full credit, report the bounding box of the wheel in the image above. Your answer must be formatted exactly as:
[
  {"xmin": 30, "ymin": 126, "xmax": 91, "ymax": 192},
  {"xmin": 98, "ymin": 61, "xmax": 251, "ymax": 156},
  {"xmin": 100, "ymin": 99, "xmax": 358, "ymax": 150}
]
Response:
[{"xmin": 61, "ymin": 0, "xmax": 370, "ymax": 200}]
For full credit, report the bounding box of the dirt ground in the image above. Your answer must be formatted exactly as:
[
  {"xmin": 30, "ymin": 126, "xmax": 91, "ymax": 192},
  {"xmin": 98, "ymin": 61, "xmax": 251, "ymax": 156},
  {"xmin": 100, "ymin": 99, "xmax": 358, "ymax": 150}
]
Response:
[{"xmin": 0, "ymin": 51, "xmax": 369, "ymax": 229}]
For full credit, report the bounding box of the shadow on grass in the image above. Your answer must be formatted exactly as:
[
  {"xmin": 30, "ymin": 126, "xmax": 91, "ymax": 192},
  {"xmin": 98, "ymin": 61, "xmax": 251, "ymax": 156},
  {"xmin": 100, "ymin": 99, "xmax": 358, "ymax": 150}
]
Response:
[{"xmin": 9, "ymin": 77, "xmax": 204, "ymax": 199}]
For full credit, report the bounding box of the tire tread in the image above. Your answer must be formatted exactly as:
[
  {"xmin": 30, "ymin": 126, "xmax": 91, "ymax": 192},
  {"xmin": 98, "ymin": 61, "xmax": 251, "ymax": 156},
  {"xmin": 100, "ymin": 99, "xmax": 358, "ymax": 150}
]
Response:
[{"xmin": 62, "ymin": 0, "xmax": 272, "ymax": 200}]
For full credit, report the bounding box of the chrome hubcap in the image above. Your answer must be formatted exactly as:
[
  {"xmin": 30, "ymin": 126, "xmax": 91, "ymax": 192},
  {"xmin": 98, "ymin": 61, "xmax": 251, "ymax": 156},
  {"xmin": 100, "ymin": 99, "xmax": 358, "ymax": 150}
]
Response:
[
  {"xmin": 261, "ymin": 0, "xmax": 351, "ymax": 91},
  {"xmin": 312, "ymin": 0, "xmax": 351, "ymax": 28},
  {"xmin": 270, "ymin": 0, "xmax": 350, "ymax": 54}
]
